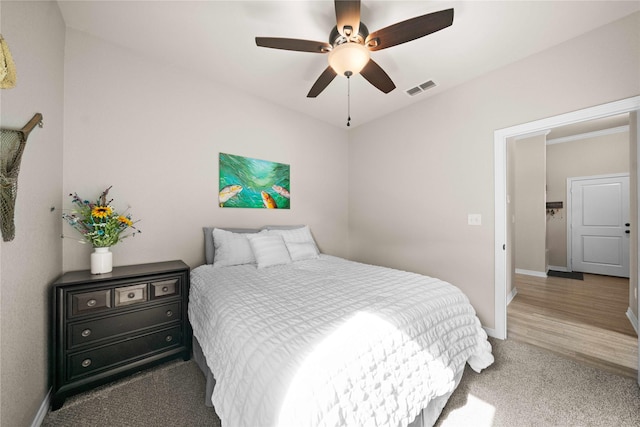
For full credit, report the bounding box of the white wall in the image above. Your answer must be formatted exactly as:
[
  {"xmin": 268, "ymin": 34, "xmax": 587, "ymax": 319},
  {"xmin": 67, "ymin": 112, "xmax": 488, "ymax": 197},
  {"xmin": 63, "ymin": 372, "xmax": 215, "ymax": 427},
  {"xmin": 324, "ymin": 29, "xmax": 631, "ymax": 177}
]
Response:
[
  {"xmin": 514, "ymin": 134, "xmax": 547, "ymax": 274},
  {"xmin": 0, "ymin": 1, "xmax": 65, "ymax": 425},
  {"xmin": 348, "ymin": 12, "xmax": 640, "ymax": 328},
  {"xmin": 62, "ymin": 29, "xmax": 349, "ymax": 272}
]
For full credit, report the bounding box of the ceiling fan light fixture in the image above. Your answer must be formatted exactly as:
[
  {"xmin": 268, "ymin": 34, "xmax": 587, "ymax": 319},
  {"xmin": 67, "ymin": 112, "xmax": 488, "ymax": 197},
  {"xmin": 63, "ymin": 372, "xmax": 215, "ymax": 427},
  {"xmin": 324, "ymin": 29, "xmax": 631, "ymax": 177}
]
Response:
[{"xmin": 328, "ymin": 42, "xmax": 370, "ymax": 76}]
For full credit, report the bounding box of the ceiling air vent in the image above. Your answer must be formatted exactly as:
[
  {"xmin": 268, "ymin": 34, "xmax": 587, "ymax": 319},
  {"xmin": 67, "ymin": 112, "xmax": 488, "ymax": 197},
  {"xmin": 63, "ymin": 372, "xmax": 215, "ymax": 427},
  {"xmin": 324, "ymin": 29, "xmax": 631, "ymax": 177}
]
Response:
[
  {"xmin": 405, "ymin": 80, "xmax": 436, "ymax": 97},
  {"xmin": 406, "ymin": 86, "xmax": 422, "ymax": 96}
]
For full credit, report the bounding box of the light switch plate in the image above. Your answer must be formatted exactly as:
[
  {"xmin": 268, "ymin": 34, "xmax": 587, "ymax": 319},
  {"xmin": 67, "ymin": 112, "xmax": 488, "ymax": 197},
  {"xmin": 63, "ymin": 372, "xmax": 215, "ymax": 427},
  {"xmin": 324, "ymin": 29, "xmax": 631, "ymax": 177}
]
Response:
[{"xmin": 468, "ymin": 214, "xmax": 482, "ymax": 226}]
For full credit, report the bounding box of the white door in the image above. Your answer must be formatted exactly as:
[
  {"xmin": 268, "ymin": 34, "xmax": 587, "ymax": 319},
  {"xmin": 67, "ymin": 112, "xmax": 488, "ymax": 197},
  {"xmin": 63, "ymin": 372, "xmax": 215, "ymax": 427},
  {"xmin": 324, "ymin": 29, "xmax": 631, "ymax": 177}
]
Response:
[{"xmin": 569, "ymin": 174, "xmax": 630, "ymax": 278}]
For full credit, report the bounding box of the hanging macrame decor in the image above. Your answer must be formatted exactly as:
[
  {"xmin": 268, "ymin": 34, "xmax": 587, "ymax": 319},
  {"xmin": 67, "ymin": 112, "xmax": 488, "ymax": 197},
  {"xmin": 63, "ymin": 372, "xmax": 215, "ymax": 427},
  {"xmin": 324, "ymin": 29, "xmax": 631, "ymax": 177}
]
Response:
[
  {"xmin": 0, "ymin": 113, "xmax": 43, "ymax": 241},
  {"xmin": 0, "ymin": 34, "xmax": 17, "ymax": 89}
]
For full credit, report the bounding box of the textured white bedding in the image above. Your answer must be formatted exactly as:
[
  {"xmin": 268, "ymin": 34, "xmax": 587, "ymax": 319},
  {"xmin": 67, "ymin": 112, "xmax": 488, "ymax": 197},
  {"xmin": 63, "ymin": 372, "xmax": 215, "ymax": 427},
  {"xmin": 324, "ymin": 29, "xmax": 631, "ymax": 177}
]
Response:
[{"xmin": 189, "ymin": 255, "xmax": 493, "ymax": 427}]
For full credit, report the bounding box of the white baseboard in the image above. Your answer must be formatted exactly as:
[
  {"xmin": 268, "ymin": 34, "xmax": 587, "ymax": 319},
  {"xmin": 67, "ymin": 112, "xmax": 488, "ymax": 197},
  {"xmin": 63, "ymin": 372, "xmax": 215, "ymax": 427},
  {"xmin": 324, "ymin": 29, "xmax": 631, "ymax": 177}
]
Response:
[
  {"xmin": 31, "ymin": 388, "xmax": 51, "ymax": 427},
  {"xmin": 507, "ymin": 287, "xmax": 518, "ymax": 306},
  {"xmin": 483, "ymin": 326, "xmax": 501, "ymax": 340},
  {"xmin": 547, "ymin": 265, "xmax": 568, "ymax": 272},
  {"xmin": 626, "ymin": 307, "xmax": 639, "ymax": 335},
  {"xmin": 515, "ymin": 268, "xmax": 547, "ymax": 278}
]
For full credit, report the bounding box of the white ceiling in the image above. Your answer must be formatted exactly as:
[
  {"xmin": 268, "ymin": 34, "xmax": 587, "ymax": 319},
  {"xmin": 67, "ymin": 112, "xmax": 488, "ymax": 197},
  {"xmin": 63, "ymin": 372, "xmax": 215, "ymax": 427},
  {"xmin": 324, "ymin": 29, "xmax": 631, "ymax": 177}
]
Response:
[{"xmin": 57, "ymin": 1, "xmax": 640, "ymax": 129}]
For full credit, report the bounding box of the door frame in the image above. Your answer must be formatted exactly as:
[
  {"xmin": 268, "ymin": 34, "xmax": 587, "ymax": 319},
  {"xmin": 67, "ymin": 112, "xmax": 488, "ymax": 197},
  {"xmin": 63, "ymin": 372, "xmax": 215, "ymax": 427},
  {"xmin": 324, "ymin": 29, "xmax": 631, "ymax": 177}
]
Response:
[
  {"xmin": 493, "ymin": 95, "xmax": 640, "ymax": 340},
  {"xmin": 566, "ymin": 173, "xmax": 630, "ymax": 275}
]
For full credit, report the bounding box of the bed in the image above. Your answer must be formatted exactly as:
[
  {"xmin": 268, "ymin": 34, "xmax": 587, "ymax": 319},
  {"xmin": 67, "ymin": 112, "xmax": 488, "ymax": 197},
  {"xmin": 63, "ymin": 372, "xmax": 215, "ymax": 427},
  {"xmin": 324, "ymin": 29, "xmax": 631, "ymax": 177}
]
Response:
[{"xmin": 188, "ymin": 226, "xmax": 493, "ymax": 427}]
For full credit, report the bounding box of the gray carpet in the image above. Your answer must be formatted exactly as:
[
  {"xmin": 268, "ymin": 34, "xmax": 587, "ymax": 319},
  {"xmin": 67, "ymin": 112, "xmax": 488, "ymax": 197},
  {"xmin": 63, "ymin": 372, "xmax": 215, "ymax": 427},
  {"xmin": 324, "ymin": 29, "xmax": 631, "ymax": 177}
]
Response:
[
  {"xmin": 43, "ymin": 338, "xmax": 640, "ymax": 427},
  {"xmin": 42, "ymin": 360, "xmax": 221, "ymax": 427}
]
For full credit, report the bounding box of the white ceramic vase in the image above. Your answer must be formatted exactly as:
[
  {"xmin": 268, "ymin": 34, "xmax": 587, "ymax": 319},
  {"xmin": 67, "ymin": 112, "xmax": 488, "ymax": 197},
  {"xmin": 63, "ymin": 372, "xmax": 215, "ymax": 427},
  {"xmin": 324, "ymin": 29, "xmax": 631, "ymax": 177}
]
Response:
[{"xmin": 91, "ymin": 247, "xmax": 113, "ymax": 274}]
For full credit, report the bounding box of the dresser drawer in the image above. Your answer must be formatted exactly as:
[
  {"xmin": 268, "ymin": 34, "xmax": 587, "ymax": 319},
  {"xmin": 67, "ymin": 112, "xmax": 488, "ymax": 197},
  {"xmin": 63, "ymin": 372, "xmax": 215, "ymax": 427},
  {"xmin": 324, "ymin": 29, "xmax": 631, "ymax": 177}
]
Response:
[
  {"xmin": 150, "ymin": 278, "xmax": 179, "ymax": 299},
  {"xmin": 68, "ymin": 302, "xmax": 181, "ymax": 349},
  {"xmin": 114, "ymin": 283, "xmax": 147, "ymax": 307},
  {"xmin": 67, "ymin": 326, "xmax": 182, "ymax": 380},
  {"xmin": 70, "ymin": 289, "xmax": 111, "ymax": 317}
]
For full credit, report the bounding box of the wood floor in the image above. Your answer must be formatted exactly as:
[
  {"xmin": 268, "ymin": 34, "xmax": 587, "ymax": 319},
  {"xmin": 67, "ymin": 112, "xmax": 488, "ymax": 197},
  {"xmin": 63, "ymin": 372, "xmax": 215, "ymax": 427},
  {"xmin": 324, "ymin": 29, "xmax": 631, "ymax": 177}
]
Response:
[{"xmin": 508, "ymin": 273, "xmax": 638, "ymax": 378}]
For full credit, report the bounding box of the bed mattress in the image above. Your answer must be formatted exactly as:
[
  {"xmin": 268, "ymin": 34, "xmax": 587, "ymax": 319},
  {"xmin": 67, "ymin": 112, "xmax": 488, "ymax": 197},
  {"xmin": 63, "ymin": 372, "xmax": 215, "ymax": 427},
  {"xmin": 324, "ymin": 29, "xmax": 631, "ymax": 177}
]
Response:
[{"xmin": 189, "ymin": 255, "xmax": 493, "ymax": 427}]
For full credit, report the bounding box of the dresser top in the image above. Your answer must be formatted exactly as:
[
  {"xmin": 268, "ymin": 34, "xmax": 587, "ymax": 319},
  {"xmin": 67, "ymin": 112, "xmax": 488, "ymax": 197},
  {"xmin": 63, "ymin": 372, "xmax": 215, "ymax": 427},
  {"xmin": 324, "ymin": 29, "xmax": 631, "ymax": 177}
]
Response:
[{"xmin": 53, "ymin": 260, "xmax": 189, "ymax": 286}]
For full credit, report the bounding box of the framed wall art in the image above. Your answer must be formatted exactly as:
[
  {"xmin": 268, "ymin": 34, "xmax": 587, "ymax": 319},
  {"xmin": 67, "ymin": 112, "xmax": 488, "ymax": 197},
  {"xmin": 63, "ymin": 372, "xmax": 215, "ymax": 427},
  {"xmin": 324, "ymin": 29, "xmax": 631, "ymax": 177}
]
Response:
[{"xmin": 218, "ymin": 153, "xmax": 290, "ymax": 209}]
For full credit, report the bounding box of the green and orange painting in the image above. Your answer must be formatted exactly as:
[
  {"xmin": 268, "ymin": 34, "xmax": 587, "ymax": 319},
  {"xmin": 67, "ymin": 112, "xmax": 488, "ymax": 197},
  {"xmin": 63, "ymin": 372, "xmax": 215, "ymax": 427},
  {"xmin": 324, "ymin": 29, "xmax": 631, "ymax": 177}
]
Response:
[{"xmin": 218, "ymin": 153, "xmax": 290, "ymax": 209}]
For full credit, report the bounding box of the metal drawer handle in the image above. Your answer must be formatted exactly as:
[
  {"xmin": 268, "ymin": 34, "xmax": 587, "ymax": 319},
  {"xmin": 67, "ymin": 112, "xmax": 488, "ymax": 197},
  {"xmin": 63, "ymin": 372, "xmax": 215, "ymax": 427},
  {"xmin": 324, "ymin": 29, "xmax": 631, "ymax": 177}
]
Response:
[
  {"xmin": 127, "ymin": 292, "xmax": 135, "ymax": 299},
  {"xmin": 81, "ymin": 359, "xmax": 92, "ymax": 368},
  {"xmin": 165, "ymin": 335, "xmax": 173, "ymax": 342},
  {"xmin": 87, "ymin": 299, "xmax": 97, "ymax": 307},
  {"xmin": 166, "ymin": 310, "xmax": 173, "ymax": 317},
  {"xmin": 162, "ymin": 286, "xmax": 169, "ymax": 292},
  {"xmin": 81, "ymin": 329, "xmax": 92, "ymax": 337}
]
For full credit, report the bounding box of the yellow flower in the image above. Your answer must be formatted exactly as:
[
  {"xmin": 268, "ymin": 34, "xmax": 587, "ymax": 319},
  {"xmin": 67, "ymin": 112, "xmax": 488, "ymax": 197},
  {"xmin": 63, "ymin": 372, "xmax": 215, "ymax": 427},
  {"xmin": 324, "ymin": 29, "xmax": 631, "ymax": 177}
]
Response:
[
  {"xmin": 118, "ymin": 216, "xmax": 133, "ymax": 226},
  {"xmin": 91, "ymin": 206, "xmax": 112, "ymax": 219}
]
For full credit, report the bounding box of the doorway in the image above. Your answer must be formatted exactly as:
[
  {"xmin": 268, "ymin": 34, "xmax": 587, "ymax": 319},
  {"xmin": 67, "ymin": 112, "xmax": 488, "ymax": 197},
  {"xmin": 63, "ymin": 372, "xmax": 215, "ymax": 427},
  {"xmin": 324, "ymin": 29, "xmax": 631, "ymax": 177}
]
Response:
[{"xmin": 493, "ymin": 96, "xmax": 640, "ymax": 384}]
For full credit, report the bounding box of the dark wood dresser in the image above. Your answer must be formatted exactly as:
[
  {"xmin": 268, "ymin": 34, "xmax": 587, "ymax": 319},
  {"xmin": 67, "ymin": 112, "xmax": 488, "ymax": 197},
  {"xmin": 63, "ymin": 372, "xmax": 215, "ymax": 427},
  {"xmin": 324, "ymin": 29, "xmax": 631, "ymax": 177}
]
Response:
[{"xmin": 51, "ymin": 260, "xmax": 191, "ymax": 410}]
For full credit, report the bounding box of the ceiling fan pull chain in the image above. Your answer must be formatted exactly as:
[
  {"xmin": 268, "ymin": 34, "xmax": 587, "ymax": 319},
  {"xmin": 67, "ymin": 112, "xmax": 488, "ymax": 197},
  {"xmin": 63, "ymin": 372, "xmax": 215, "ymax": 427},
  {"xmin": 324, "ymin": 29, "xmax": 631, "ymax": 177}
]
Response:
[{"xmin": 346, "ymin": 71, "xmax": 352, "ymax": 127}]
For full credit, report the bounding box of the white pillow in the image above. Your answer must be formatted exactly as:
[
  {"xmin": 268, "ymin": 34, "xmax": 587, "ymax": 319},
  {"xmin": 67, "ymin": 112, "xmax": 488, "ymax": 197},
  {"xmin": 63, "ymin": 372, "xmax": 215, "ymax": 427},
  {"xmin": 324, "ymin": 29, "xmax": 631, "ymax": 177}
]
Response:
[
  {"xmin": 286, "ymin": 241, "xmax": 319, "ymax": 261},
  {"xmin": 212, "ymin": 228, "xmax": 256, "ymax": 268},
  {"xmin": 266, "ymin": 225, "xmax": 319, "ymax": 254},
  {"xmin": 247, "ymin": 234, "xmax": 292, "ymax": 268}
]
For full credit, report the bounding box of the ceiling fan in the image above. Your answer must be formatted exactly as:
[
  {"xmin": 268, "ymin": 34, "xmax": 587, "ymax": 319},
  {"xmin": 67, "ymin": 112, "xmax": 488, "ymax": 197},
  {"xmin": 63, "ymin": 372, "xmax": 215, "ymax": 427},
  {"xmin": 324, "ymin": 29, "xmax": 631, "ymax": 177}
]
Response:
[{"xmin": 255, "ymin": 0, "xmax": 454, "ymax": 98}]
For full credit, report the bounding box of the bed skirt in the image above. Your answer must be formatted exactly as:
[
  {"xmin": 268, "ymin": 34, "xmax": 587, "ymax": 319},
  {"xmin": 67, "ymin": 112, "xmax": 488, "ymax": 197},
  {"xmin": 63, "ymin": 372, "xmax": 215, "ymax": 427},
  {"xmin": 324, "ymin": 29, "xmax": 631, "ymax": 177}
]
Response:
[
  {"xmin": 193, "ymin": 336, "xmax": 216, "ymax": 408},
  {"xmin": 192, "ymin": 337, "xmax": 461, "ymax": 427}
]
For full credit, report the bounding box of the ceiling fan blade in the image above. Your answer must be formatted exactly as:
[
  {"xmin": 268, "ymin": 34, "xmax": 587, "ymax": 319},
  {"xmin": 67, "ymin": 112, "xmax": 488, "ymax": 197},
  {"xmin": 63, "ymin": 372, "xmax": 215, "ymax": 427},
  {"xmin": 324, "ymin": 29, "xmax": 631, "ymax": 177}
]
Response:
[
  {"xmin": 365, "ymin": 8, "xmax": 454, "ymax": 51},
  {"xmin": 255, "ymin": 37, "xmax": 331, "ymax": 53},
  {"xmin": 335, "ymin": 0, "xmax": 361, "ymax": 38},
  {"xmin": 360, "ymin": 59, "xmax": 395, "ymax": 94},
  {"xmin": 307, "ymin": 67, "xmax": 338, "ymax": 98}
]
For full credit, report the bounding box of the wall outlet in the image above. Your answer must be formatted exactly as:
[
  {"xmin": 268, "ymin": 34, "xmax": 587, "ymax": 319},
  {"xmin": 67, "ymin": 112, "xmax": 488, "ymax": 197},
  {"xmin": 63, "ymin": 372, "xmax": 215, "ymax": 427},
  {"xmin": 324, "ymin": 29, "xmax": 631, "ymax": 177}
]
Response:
[{"xmin": 468, "ymin": 214, "xmax": 482, "ymax": 226}]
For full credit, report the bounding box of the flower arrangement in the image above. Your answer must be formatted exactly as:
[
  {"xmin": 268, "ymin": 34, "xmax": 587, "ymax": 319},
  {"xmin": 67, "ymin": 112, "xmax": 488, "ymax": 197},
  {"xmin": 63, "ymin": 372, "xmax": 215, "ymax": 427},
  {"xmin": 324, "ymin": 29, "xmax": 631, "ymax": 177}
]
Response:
[{"xmin": 62, "ymin": 186, "xmax": 141, "ymax": 248}]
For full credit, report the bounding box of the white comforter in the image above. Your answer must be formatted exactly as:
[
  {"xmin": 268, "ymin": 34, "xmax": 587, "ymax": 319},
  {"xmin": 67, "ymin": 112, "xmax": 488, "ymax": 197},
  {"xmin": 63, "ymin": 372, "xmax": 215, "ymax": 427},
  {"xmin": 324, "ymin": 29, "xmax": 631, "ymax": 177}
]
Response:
[{"xmin": 189, "ymin": 255, "xmax": 493, "ymax": 427}]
